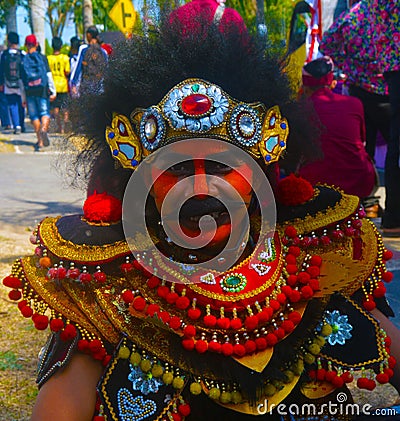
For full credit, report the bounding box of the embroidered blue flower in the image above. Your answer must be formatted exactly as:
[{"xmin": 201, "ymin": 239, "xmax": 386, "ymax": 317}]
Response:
[
  {"xmin": 128, "ymin": 364, "xmax": 163, "ymax": 395},
  {"xmin": 324, "ymin": 310, "xmax": 353, "ymax": 346}
]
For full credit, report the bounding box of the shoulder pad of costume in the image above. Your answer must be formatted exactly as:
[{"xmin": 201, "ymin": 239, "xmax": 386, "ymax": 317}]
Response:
[
  {"xmin": 37, "ymin": 216, "xmax": 130, "ymax": 264},
  {"xmin": 277, "ymin": 185, "xmax": 359, "ymax": 235}
]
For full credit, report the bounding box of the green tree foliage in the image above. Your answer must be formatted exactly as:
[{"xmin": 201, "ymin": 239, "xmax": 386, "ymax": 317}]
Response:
[
  {"xmin": 0, "ymin": 0, "xmax": 18, "ymax": 29},
  {"xmin": 46, "ymin": 0, "xmax": 80, "ymax": 37}
]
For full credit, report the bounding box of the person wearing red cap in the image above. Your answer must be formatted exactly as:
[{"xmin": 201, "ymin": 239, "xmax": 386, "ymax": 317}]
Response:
[
  {"xmin": 21, "ymin": 34, "xmax": 56, "ymax": 150},
  {"xmin": 298, "ymin": 56, "xmax": 377, "ymax": 203}
]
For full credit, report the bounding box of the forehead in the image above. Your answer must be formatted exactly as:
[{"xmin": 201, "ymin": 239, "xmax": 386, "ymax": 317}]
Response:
[{"xmin": 165, "ymin": 138, "xmax": 230, "ymax": 159}]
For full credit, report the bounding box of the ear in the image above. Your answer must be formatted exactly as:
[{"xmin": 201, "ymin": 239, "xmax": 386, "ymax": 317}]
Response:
[{"xmin": 330, "ymin": 80, "xmax": 337, "ymax": 90}]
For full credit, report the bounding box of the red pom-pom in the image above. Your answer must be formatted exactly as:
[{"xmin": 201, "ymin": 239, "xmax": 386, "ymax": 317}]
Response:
[
  {"xmin": 244, "ymin": 339, "xmax": 257, "ymax": 354},
  {"xmin": 388, "ymin": 356, "xmax": 396, "ymax": 368},
  {"xmin": 383, "ymin": 250, "xmax": 393, "ymax": 261},
  {"xmin": 288, "ymin": 311, "xmax": 302, "ymax": 324},
  {"xmin": 233, "ymin": 343, "xmax": 246, "ymax": 357},
  {"xmin": 60, "ymin": 324, "xmax": 77, "ymax": 341},
  {"xmin": 316, "ymin": 368, "xmax": 326, "ymax": 381},
  {"xmin": 275, "ymin": 327, "xmax": 286, "ymax": 339},
  {"xmin": 102, "ymin": 355, "xmax": 111, "ymax": 366},
  {"xmin": 362, "ymin": 298, "xmax": 376, "ymax": 311},
  {"xmin": 310, "ymin": 255, "xmax": 322, "ymax": 267},
  {"xmin": 146, "ymin": 303, "xmax": 160, "ymax": 316},
  {"xmin": 341, "ymin": 371, "xmax": 353, "ymax": 383},
  {"xmin": 366, "ymin": 379, "xmax": 376, "ymax": 391},
  {"xmin": 171, "ymin": 413, "xmax": 182, "ymax": 421},
  {"xmin": 77, "ymin": 339, "xmax": 90, "ymax": 352},
  {"xmin": 121, "ymin": 262, "xmax": 133, "ymax": 273},
  {"xmin": 385, "ymin": 336, "xmax": 392, "ymax": 347},
  {"xmin": 217, "ymin": 317, "xmax": 231, "ymax": 329},
  {"xmin": 20, "ymin": 305, "xmax": 33, "ymax": 318},
  {"xmin": 289, "ymin": 289, "xmax": 301, "ymax": 303},
  {"xmin": 183, "ymin": 325, "xmax": 196, "ymax": 337},
  {"xmin": 89, "ymin": 339, "xmax": 103, "ymax": 353},
  {"xmin": 147, "ymin": 276, "xmax": 160, "ymax": 289},
  {"xmin": 286, "ymin": 264, "xmax": 298, "ymax": 274},
  {"xmin": 182, "ymin": 338, "xmax": 195, "ymax": 351},
  {"xmin": 309, "ymin": 279, "xmax": 320, "ymax": 291},
  {"xmin": 187, "ymin": 308, "xmax": 201, "ymax": 320},
  {"xmin": 331, "ymin": 375, "xmax": 344, "ymax": 388},
  {"xmin": 281, "ymin": 320, "xmax": 295, "ymax": 333},
  {"xmin": 325, "ymin": 370, "xmax": 337, "ymax": 382},
  {"xmin": 158, "ymin": 311, "xmax": 170, "ymax": 323},
  {"xmin": 79, "ymin": 272, "xmax": 92, "ymax": 283},
  {"xmin": 276, "ymin": 293, "xmax": 287, "ymax": 304},
  {"xmin": 203, "ymin": 314, "xmax": 217, "ymax": 327},
  {"xmin": 157, "ymin": 285, "xmax": 169, "ymax": 298},
  {"xmin": 276, "ymin": 174, "xmax": 315, "ymax": 206},
  {"xmin": 297, "ymin": 272, "xmax": 311, "ymax": 284},
  {"xmin": 373, "ymin": 285, "xmax": 386, "ymax": 298},
  {"xmin": 57, "ymin": 266, "xmax": 67, "ymax": 279},
  {"xmin": 357, "ymin": 377, "xmax": 370, "ymax": 389},
  {"xmin": 307, "ymin": 266, "xmax": 320, "ymax": 278},
  {"xmin": 382, "ymin": 271, "xmax": 394, "ymax": 283},
  {"xmin": 255, "ymin": 337, "xmax": 267, "ymax": 350},
  {"xmin": 50, "ymin": 318, "xmax": 65, "ymax": 332},
  {"xmin": 83, "ymin": 191, "xmax": 122, "ymax": 223},
  {"xmin": 230, "ymin": 318, "xmax": 242, "ymax": 330},
  {"xmin": 94, "ymin": 271, "xmax": 106, "ymax": 283},
  {"xmin": 175, "ymin": 296, "xmax": 190, "ymax": 310},
  {"xmin": 208, "ymin": 341, "xmax": 222, "ymax": 353},
  {"xmin": 195, "ymin": 339, "xmax": 208, "ymax": 353},
  {"xmin": 384, "ymin": 368, "xmax": 394, "ymax": 378},
  {"xmin": 8, "ymin": 289, "xmax": 21, "ymax": 301},
  {"xmin": 244, "ymin": 315, "xmax": 259, "ymax": 330},
  {"xmin": 178, "ymin": 404, "xmax": 191, "ymax": 417},
  {"xmin": 121, "ymin": 290, "xmax": 134, "ymax": 304},
  {"xmin": 376, "ymin": 373, "xmax": 389, "ymax": 384},
  {"xmin": 284, "ymin": 226, "xmax": 298, "ymax": 238},
  {"xmin": 3, "ymin": 276, "xmax": 22, "ymax": 289},
  {"xmin": 34, "ymin": 314, "xmax": 49, "ymax": 330},
  {"xmin": 300, "ymin": 285, "xmax": 314, "ymax": 300},
  {"xmin": 169, "ymin": 316, "xmax": 181, "ymax": 330},
  {"xmin": 221, "ymin": 342, "xmax": 233, "ymax": 356},
  {"xmin": 132, "ymin": 296, "xmax": 146, "ymax": 311},
  {"xmin": 285, "ymin": 254, "xmax": 297, "ymax": 265},
  {"xmin": 265, "ymin": 333, "xmax": 278, "ymax": 347},
  {"xmin": 257, "ymin": 307, "xmax": 273, "ymax": 323},
  {"xmin": 288, "ymin": 246, "xmax": 301, "ymax": 257},
  {"xmin": 269, "ymin": 299, "xmax": 280, "ymax": 311},
  {"xmin": 286, "ymin": 274, "xmax": 298, "ymax": 286},
  {"xmin": 166, "ymin": 292, "xmax": 179, "ymax": 304}
]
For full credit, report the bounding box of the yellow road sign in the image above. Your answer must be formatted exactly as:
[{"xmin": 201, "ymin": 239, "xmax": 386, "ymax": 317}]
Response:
[{"xmin": 109, "ymin": 0, "xmax": 136, "ymax": 33}]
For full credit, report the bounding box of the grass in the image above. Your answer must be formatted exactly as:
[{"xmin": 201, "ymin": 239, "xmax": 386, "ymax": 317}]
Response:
[{"xmin": 0, "ymin": 225, "xmax": 46, "ymax": 421}]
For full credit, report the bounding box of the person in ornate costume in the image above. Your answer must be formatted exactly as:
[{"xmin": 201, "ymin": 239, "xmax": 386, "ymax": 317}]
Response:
[{"xmin": 3, "ymin": 5, "xmax": 400, "ymax": 421}]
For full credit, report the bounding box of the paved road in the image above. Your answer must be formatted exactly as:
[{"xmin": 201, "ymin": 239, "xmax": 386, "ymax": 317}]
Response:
[{"xmin": 1, "ymin": 123, "xmax": 399, "ymax": 328}]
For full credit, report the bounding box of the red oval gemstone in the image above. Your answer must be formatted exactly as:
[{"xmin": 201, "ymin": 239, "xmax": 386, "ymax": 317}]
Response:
[{"xmin": 181, "ymin": 94, "xmax": 211, "ymax": 116}]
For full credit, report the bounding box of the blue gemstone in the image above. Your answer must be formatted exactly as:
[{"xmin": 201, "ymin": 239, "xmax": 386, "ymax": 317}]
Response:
[
  {"xmin": 279, "ymin": 141, "xmax": 285, "ymax": 147},
  {"xmin": 108, "ymin": 132, "xmax": 115, "ymax": 139},
  {"xmin": 265, "ymin": 155, "xmax": 271, "ymax": 162},
  {"xmin": 280, "ymin": 122, "xmax": 287, "ymax": 129},
  {"xmin": 113, "ymin": 149, "xmax": 119, "ymax": 156},
  {"xmin": 131, "ymin": 159, "xmax": 138, "ymax": 166}
]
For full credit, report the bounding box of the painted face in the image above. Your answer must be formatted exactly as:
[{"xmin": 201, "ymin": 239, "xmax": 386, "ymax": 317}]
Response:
[{"xmin": 147, "ymin": 139, "xmax": 254, "ymax": 248}]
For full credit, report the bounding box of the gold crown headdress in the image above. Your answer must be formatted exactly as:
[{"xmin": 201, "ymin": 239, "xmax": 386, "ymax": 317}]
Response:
[{"xmin": 105, "ymin": 78, "xmax": 289, "ymax": 170}]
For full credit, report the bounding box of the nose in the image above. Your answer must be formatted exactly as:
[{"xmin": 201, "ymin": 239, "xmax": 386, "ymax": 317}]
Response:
[{"xmin": 193, "ymin": 159, "xmax": 208, "ymax": 199}]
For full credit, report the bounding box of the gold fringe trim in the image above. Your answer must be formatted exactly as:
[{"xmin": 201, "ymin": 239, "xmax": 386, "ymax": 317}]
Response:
[{"xmin": 38, "ymin": 217, "xmax": 131, "ymax": 263}]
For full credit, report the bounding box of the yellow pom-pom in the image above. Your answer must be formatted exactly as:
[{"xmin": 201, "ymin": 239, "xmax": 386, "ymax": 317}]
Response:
[
  {"xmin": 190, "ymin": 382, "xmax": 202, "ymax": 395},
  {"xmin": 264, "ymin": 384, "xmax": 277, "ymax": 397},
  {"xmin": 314, "ymin": 335, "xmax": 326, "ymax": 347},
  {"xmin": 172, "ymin": 376, "xmax": 185, "ymax": 389},
  {"xmin": 283, "ymin": 370, "xmax": 295, "ymax": 383},
  {"xmin": 162, "ymin": 372, "xmax": 174, "ymax": 385},
  {"xmin": 130, "ymin": 352, "xmax": 141, "ymax": 366},
  {"xmin": 151, "ymin": 364, "xmax": 164, "ymax": 378},
  {"xmin": 118, "ymin": 346, "xmax": 131, "ymax": 359},
  {"xmin": 304, "ymin": 352, "xmax": 316, "ymax": 364},
  {"xmin": 321, "ymin": 324, "xmax": 333, "ymax": 336},
  {"xmin": 208, "ymin": 387, "xmax": 221, "ymax": 400},
  {"xmin": 292, "ymin": 359, "xmax": 304, "ymax": 375},
  {"xmin": 308, "ymin": 343, "xmax": 321, "ymax": 355},
  {"xmin": 140, "ymin": 359, "xmax": 152, "ymax": 372},
  {"xmin": 231, "ymin": 391, "xmax": 242, "ymax": 404},
  {"xmin": 220, "ymin": 391, "xmax": 232, "ymax": 404}
]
